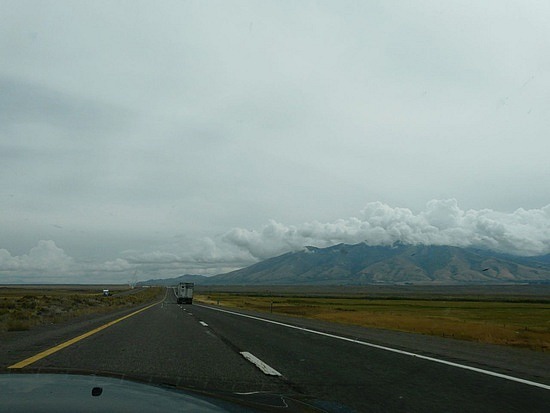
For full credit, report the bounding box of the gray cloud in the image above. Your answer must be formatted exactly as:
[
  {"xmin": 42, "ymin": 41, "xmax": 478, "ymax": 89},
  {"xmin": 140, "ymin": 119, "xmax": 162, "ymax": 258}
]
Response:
[
  {"xmin": 1, "ymin": 2, "xmax": 549, "ymax": 283},
  {"xmin": 0, "ymin": 76, "xmax": 127, "ymax": 134}
]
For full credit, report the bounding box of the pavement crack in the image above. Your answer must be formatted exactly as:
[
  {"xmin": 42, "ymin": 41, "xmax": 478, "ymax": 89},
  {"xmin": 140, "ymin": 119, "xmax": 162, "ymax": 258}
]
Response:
[{"xmin": 203, "ymin": 326, "xmax": 307, "ymax": 395}]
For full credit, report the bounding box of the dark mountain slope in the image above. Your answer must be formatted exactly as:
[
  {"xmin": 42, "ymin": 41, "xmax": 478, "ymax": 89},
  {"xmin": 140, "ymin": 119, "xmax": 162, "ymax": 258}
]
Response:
[
  {"xmin": 207, "ymin": 243, "xmax": 550, "ymax": 285},
  {"xmin": 138, "ymin": 244, "xmax": 550, "ymax": 286}
]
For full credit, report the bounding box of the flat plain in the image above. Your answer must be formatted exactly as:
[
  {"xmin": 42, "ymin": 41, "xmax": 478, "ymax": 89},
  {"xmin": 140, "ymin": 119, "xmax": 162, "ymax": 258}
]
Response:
[{"xmin": 0, "ymin": 285, "xmax": 162, "ymax": 332}]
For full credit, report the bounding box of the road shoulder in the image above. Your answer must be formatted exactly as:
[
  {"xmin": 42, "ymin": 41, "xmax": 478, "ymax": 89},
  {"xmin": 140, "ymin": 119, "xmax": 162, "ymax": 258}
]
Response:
[{"xmin": 196, "ymin": 302, "xmax": 550, "ymax": 385}]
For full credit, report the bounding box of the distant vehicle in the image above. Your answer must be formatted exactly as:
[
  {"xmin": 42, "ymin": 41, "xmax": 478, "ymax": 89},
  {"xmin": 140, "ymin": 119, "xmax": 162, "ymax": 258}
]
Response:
[
  {"xmin": 102, "ymin": 289, "xmax": 110, "ymax": 297},
  {"xmin": 175, "ymin": 283, "xmax": 194, "ymax": 304}
]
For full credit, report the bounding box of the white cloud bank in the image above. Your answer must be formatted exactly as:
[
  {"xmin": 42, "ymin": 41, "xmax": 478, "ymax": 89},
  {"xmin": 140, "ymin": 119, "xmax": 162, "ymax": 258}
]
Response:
[
  {"xmin": 0, "ymin": 240, "xmax": 135, "ymax": 283},
  {"xmin": 1, "ymin": 200, "xmax": 549, "ymax": 283},
  {"xmin": 0, "ymin": 240, "xmax": 73, "ymax": 273},
  {"xmin": 222, "ymin": 199, "xmax": 550, "ymax": 259}
]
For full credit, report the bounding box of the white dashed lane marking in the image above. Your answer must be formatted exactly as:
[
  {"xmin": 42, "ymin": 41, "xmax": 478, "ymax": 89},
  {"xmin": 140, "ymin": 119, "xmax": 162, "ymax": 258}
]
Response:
[{"xmin": 240, "ymin": 351, "xmax": 282, "ymax": 376}]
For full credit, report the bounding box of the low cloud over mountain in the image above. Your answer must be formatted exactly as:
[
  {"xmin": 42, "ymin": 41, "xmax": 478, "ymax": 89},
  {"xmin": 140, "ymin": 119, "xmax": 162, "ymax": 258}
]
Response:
[
  {"xmin": 222, "ymin": 199, "xmax": 550, "ymax": 259},
  {"xmin": 1, "ymin": 200, "xmax": 549, "ymax": 283}
]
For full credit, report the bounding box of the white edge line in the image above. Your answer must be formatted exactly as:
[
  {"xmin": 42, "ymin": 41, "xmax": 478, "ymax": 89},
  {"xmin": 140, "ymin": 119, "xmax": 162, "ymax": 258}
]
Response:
[
  {"xmin": 196, "ymin": 304, "xmax": 550, "ymax": 390},
  {"xmin": 240, "ymin": 351, "xmax": 282, "ymax": 376},
  {"xmin": 199, "ymin": 321, "xmax": 208, "ymax": 327}
]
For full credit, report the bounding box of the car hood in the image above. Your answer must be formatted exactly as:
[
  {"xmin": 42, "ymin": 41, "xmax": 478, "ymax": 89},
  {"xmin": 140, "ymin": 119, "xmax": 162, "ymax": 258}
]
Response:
[{"xmin": 1, "ymin": 372, "xmax": 335, "ymax": 412}]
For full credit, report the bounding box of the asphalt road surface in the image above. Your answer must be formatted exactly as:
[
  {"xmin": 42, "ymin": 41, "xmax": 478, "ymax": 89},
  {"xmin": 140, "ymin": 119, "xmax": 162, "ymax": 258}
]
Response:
[{"xmin": 2, "ymin": 289, "xmax": 549, "ymax": 412}]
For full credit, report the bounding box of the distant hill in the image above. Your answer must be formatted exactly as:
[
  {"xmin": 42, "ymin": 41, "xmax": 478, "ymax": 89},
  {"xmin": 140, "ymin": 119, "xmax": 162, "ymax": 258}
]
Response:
[
  {"xmin": 137, "ymin": 274, "xmax": 209, "ymax": 287},
  {"xmin": 139, "ymin": 244, "xmax": 550, "ymax": 286}
]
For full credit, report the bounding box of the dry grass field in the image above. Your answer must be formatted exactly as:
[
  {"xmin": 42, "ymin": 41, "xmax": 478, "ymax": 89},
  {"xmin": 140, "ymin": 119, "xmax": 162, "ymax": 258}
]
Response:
[
  {"xmin": 0, "ymin": 286, "xmax": 163, "ymax": 332},
  {"xmin": 196, "ymin": 292, "xmax": 550, "ymax": 352}
]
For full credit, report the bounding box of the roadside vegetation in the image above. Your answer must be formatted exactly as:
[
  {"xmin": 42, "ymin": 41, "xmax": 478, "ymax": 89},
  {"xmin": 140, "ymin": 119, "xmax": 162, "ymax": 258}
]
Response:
[
  {"xmin": 0, "ymin": 286, "xmax": 163, "ymax": 332},
  {"xmin": 196, "ymin": 293, "xmax": 550, "ymax": 352}
]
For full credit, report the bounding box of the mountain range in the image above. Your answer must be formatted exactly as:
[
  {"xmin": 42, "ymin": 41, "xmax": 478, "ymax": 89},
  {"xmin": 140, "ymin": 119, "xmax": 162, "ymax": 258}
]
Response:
[{"xmin": 138, "ymin": 243, "xmax": 550, "ymax": 286}]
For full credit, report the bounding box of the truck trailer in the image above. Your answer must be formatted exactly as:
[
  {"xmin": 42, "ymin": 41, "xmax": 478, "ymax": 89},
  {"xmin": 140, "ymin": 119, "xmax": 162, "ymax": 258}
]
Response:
[{"xmin": 176, "ymin": 282, "xmax": 194, "ymax": 304}]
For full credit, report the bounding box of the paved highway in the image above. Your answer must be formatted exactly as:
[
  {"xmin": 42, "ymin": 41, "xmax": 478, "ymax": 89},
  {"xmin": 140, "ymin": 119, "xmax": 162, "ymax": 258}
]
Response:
[{"xmin": 3, "ymin": 289, "xmax": 549, "ymax": 412}]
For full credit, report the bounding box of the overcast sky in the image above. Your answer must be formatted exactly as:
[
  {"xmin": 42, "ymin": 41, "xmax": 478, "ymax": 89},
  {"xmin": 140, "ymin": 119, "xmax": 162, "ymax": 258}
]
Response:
[{"xmin": 1, "ymin": 1, "xmax": 549, "ymax": 283}]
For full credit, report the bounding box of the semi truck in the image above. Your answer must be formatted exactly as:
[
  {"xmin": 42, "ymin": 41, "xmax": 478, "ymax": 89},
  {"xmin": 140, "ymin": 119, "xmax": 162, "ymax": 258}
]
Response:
[{"xmin": 176, "ymin": 282, "xmax": 194, "ymax": 304}]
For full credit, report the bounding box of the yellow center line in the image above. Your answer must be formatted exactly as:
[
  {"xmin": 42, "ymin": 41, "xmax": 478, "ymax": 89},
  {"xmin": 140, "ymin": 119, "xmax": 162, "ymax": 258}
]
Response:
[{"xmin": 8, "ymin": 300, "xmax": 162, "ymax": 369}]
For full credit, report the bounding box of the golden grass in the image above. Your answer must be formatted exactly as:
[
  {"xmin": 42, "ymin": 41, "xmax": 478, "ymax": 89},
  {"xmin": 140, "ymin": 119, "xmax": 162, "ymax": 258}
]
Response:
[
  {"xmin": 0, "ymin": 287, "xmax": 163, "ymax": 332},
  {"xmin": 196, "ymin": 294, "xmax": 550, "ymax": 352}
]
